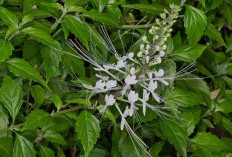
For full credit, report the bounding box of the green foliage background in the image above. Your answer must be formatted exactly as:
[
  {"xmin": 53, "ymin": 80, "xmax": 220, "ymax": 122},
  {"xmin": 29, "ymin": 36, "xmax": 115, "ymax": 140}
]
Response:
[{"xmin": 0, "ymin": 0, "xmax": 232, "ymax": 156}]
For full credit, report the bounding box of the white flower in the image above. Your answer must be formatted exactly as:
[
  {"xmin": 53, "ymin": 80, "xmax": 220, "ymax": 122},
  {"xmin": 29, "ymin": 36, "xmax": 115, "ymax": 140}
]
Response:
[
  {"xmin": 146, "ymin": 56, "xmax": 150, "ymax": 63},
  {"xmin": 125, "ymin": 75, "xmax": 138, "ymax": 85},
  {"xmin": 120, "ymin": 106, "xmax": 130, "ymax": 130},
  {"xmin": 106, "ymin": 80, "xmax": 117, "ymax": 89},
  {"xmin": 142, "ymin": 36, "xmax": 148, "ymax": 42},
  {"xmin": 148, "ymin": 72, "xmax": 153, "ymax": 79},
  {"xmin": 142, "ymin": 89, "xmax": 150, "ymax": 115},
  {"xmin": 105, "ymin": 94, "xmax": 116, "ymax": 106},
  {"xmin": 148, "ymin": 80, "xmax": 157, "ymax": 92},
  {"xmin": 146, "ymin": 44, "xmax": 151, "ymax": 50},
  {"xmin": 130, "ymin": 67, "xmax": 136, "ymax": 75},
  {"xmin": 95, "ymin": 80, "xmax": 105, "ymax": 89},
  {"xmin": 145, "ymin": 50, "xmax": 149, "ymax": 55},
  {"xmin": 137, "ymin": 51, "xmax": 143, "ymax": 57},
  {"xmin": 99, "ymin": 94, "xmax": 116, "ymax": 113},
  {"xmin": 95, "ymin": 74, "xmax": 109, "ymax": 81},
  {"xmin": 160, "ymin": 51, "xmax": 165, "ymax": 57},
  {"xmin": 140, "ymin": 44, "xmax": 145, "ymax": 51},
  {"xmin": 128, "ymin": 52, "xmax": 134, "ymax": 60},
  {"xmin": 116, "ymin": 60, "xmax": 127, "ymax": 68},
  {"xmin": 162, "ymin": 44, "xmax": 167, "ymax": 50},
  {"xmin": 155, "ymin": 45, "xmax": 160, "ymax": 51},
  {"xmin": 148, "ymin": 29, "xmax": 153, "ymax": 34},
  {"xmin": 155, "ymin": 69, "xmax": 164, "ymax": 77},
  {"xmin": 128, "ymin": 90, "xmax": 139, "ymax": 116}
]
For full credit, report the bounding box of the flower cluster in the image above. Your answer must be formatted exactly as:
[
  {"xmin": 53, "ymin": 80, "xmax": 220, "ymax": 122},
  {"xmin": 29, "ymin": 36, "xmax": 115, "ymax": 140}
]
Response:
[{"xmin": 80, "ymin": 3, "xmax": 182, "ymax": 130}]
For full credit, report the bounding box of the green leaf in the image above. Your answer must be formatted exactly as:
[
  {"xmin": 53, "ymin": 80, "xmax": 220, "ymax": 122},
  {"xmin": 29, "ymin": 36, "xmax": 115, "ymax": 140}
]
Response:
[
  {"xmin": 0, "ymin": 39, "xmax": 14, "ymax": 63},
  {"xmin": 81, "ymin": 9, "xmax": 120, "ymax": 27},
  {"xmin": 7, "ymin": 58, "xmax": 49, "ymax": 90},
  {"xmin": 164, "ymin": 87, "xmax": 201, "ymax": 107},
  {"xmin": 21, "ymin": 27, "xmax": 60, "ymax": 48},
  {"xmin": 192, "ymin": 132, "xmax": 228, "ymax": 152},
  {"xmin": 63, "ymin": 15, "xmax": 107, "ymax": 56},
  {"xmin": 13, "ymin": 134, "xmax": 36, "ymax": 157},
  {"xmin": 39, "ymin": 145, "xmax": 55, "ymax": 157},
  {"xmin": 22, "ymin": 109, "xmax": 50, "ymax": 131},
  {"xmin": 31, "ymin": 85, "xmax": 45, "ymax": 107},
  {"xmin": 43, "ymin": 130, "xmax": 67, "ymax": 145},
  {"xmin": 171, "ymin": 44, "xmax": 206, "ymax": 62},
  {"xmin": 0, "ymin": 76, "xmax": 23, "ymax": 121},
  {"xmin": 150, "ymin": 141, "xmax": 165, "ymax": 157},
  {"xmin": 122, "ymin": 4, "xmax": 166, "ymax": 15},
  {"xmin": 222, "ymin": 117, "xmax": 232, "ymax": 134},
  {"xmin": 0, "ymin": 134, "xmax": 13, "ymax": 157},
  {"xmin": 118, "ymin": 133, "xmax": 146, "ymax": 157},
  {"xmin": 66, "ymin": 98, "xmax": 91, "ymax": 107},
  {"xmin": 52, "ymin": 94, "xmax": 63, "ymax": 111},
  {"xmin": 0, "ymin": 6, "xmax": 19, "ymax": 25},
  {"xmin": 159, "ymin": 118, "xmax": 188, "ymax": 157},
  {"xmin": 0, "ymin": 105, "xmax": 9, "ymax": 138},
  {"xmin": 184, "ymin": 5, "xmax": 207, "ymax": 44},
  {"xmin": 90, "ymin": 0, "xmax": 108, "ymax": 12},
  {"xmin": 75, "ymin": 110, "xmax": 100, "ymax": 157},
  {"xmin": 205, "ymin": 23, "xmax": 226, "ymax": 46},
  {"xmin": 41, "ymin": 46, "xmax": 61, "ymax": 80},
  {"xmin": 65, "ymin": 0, "xmax": 88, "ymax": 7}
]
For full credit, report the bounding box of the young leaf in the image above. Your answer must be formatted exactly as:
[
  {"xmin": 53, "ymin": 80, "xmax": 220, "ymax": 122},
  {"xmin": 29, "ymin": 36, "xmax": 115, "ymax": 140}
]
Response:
[
  {"xmin": 159, "ymin": 118, "xmax": 188, "ymax": 157},
  {"xmin": 0, "ymin": 39, "xmax": 14, "ymax": 62},
  {"xmin": 0, "ymin": 105, "xmax": 9, "ymax": 138},
  {"xmin": 13, "ymin": 134, "xmax": 36, "ymax": 157},
  {"xmin": 0, "ymin": 76, "xmax": 23, "ymax": 121},
  {"xmin": 43, "ymin": 130, "xmax": 67, "ymax": 145},
  {"xmin": 41, "ymin": 46, "xmax": 61, "ymax": 81},
  {"xmin": 21, "ymin": 27, "xmax": 60, "ymax": 48},
  {"xmin": 7, "ymin": 58, "xmax": 49, "ymax": 90},
  {"xmin": 22, "ymin": 109, "xmax": 50, "ymax": 131},
  {"xmin": 170, "ymin": 44, "xmax": 206, "ymax": 62},
  {"xmin": 39, "ymin": 145, "xmax": 55, "ymax": 157},
  {"xmin": 205, "ymin": 23, "xmax": 226, "ymax": 46},
  {"xmin": 184, "ymin": 5, "xmax": 207, "ymax": 44},
  {"xmin": 75, "ymin": 110, "xmax": 100, "ymax": 157},
  {"xmin": 0, "ymin": 6, "xmax": 19, "ymax": 25}
]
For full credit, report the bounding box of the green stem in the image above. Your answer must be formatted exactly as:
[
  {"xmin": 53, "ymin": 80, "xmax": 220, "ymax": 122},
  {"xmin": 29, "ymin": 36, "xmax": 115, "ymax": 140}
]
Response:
[
  {"xmin": 51, "ymin": 105, "xmax": 85, "ymax": 116},
  {"xmin": 120, "ymin": 23, "xmax": 155, "ymax": 29}
]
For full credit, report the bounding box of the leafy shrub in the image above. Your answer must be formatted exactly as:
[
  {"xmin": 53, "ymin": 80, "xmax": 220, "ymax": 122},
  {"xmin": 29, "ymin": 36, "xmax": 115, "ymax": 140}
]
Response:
[{"xmin": 0, "ymin": 0, "xmax": 232, "ymax": 157}]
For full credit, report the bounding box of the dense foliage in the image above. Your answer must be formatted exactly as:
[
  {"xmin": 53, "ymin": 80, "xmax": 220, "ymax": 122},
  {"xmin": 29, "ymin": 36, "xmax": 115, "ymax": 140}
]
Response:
[{"xmin": 0, "ymin": 0, "xmax": 232, "ymax": 157}]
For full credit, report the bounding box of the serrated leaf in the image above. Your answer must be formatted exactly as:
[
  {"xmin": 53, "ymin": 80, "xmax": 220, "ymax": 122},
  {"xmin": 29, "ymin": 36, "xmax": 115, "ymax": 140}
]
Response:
[
  {"xmin": 184, "ymin": 5, "xmax": 207, "ymax": 44},
  {"xmin": 52, "ymin": 94, "xmax": 63, "ymax": 110},
  {"xmin": 165, "ymin": 87, "xmax": 201, "ymax": 107},
  {"xmin": 31, "ymin": 85, "xmax": 45, "ymax": 107},
  {"xmin": 65, "ymin": 0, "xmax": 88, "ymax": 7},
  {"xmin": 0, "ymin": 6, "xmax": 19, "ymax": 25},
  {"xmin": 0, "ymin": 39, "xmax": 14, "ymax": 62},
  {"xmin": 0, "ymin": 105, "xmax": 9, "ymax": 138},
  {"xmin": 159, "ymin": 118, "xmax": 188, "ymax": 157},
  {"xmin": 81, "ymin": 9, "xmax": 120, "ymax": 27},
  {"xmin": 39, "ymin": 145, "xmax": 55, "ymax": 157},
  {"xmin": 150, "ymin": 141, "xmax": 165, "ymax": 157},
  {"xmin": 41, "ymin": 46, "xmax": 61, "ymax": 80},
  {"xmin": 0, "ymin": 134, "xmax": 13, "ymax": 157},
  {"xmin": 22, "ymin": 109, "xmax": 50, "ymax": 131},
  {"xmin": 75, "ymin": 110, "xmax": 100, "ymax": 157},
  {"xmin": 0, "ymin": 76, "xmax": 23, "ymax": 121},
  {"xmin": 66, "ymin": 98, "xmax": 91, "ymax": 107},
  {"xmin": 222, "ymin": 117, "xmax": 232, "ymax": 134},
  {"xmin": 7, "ymin": 58, "xmax": 49, "ymax": 90},
  {"xmin": 44, "ymin": 115, "xmax": 73, "ymax": 132},
  {"xmin": 13, "ymin": 134, "xmax": 36, "ymax": 157},
  {"xmin": 192, "ymin": 132, "xmax": 228, "ymax": 152},
  {"xmin": 43, "ymin": 130, "xmax": 67, "ymax": 145},
  {"xmin": 122, "ymin": 4, "xmax": 166, "ymax": 15},
  {"xmin": 21, "ymin": 27, "xmax": 60, "ymax": 48},
  {"xmin": 205, "ymin": 23, "xmax": 226, "ymax": 46},
  {"xmin": 171, "ymin": 44, "xmax": 206, "ymax": 62},
  {"xmin": 118, "ymin": 133, "xmax": 146, "ymax": 157}
]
